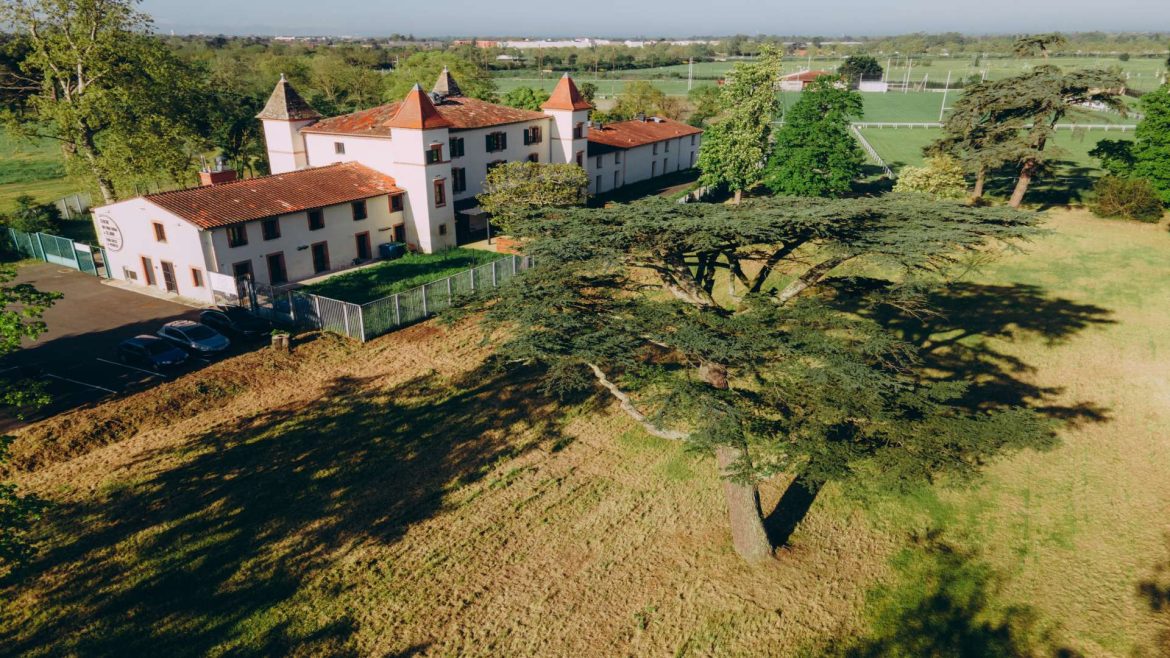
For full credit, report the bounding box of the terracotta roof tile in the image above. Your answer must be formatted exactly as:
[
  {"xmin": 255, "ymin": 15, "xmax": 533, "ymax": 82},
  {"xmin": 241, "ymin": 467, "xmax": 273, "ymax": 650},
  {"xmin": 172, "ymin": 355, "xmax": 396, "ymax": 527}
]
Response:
[
  {"xmin": 781, "ymin": 69, "xmax": 835, "ymax": 83},
  {"xmin": 256, "ymin": 75, "xmax": 321, "ymax": 121},
  {"xmin": 542, "ymin": 73, "xmax": 593, "ymax": 111},
  {"xmin": 586, "ymin": 117, "xmax": 702, "ymax": 150},
  {"xmin": 303, "ymin": 95, "xmax": 548, "ymax": 136},
  {"xmin": 385, "ymin": 84, "xmax": 453, "ymax": 130},
  {"xmin": 145, "ymin": 162, "xmax": 401, "ymax": 230}
]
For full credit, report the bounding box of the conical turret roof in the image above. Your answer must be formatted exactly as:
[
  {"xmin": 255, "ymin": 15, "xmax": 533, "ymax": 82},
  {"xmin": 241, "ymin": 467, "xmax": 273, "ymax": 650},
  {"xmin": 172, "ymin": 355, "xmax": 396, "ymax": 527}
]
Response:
[
  {"xmin": 256, "ymin": 74, "xmax": 321, "ymax": 121},
  {"xmin": 385, "ymin": 84, "xmax": 454, "ymax": 130},
  {"xmin": 541, "ymin": 73, "xmax": 593, "ymax": 111},
  {"xmin": 432, "ymin": 67, "xmax": 463, "ymax": 97}
]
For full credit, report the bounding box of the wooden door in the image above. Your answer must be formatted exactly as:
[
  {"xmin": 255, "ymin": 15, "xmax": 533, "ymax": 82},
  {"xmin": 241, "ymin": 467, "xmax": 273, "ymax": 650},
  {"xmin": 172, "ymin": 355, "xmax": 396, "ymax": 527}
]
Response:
[
  {"xmin": 311, "ymin": 242, "xmax": 330, "ymax": 273},
  {"xmin": 141, "ymin": 257, "xmax": 156, "ymax": 286},
  {"xmin": 355, "ymin": 232, "xmax": 371, "ymax": 261},
  {"xmin": 160, "ymin": 261, "xmax": 178, "ymax": 293}
]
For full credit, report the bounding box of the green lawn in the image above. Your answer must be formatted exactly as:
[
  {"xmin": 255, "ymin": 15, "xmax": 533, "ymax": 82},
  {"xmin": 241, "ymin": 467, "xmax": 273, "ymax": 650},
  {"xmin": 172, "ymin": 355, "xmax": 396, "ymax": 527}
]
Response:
[
  {"xmin": 302, "ymin": 247, "xmax": 502, "ymax": 304},
  {"xmin": 0, "ymin": 127, "xmax": 79, "ymax": 213}
]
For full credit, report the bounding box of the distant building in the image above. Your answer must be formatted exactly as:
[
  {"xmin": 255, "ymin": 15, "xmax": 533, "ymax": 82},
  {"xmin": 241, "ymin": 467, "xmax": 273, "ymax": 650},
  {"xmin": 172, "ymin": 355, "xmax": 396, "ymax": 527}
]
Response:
[
  {"xmin": 91, "ymin": 70, "xmax": 701, "ymax": 304},
  {"xmin": 778, "ymin": 70, "xmax": 837, "ymax": 91}
]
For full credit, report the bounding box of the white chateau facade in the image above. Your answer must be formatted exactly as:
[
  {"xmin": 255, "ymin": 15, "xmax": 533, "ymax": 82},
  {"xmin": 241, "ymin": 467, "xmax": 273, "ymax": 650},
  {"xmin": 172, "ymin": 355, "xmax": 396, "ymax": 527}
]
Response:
[{"xmin": 92, "ymin": 70, "xmax": 701, "ymax": 304}]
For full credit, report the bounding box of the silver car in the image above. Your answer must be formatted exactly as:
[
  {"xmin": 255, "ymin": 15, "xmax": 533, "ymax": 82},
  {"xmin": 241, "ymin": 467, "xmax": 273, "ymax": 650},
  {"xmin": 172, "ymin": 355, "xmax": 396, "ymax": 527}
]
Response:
[{"xmin": 156, "ymin": 320, "xmax": 231, "ymax": 355}]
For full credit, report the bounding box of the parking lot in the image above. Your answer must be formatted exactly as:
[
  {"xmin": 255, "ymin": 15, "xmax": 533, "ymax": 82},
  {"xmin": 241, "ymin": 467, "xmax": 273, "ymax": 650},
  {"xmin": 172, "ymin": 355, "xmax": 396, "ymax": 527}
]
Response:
[{"xmin": 1, "ymin": 263, "xmax": 259, "ymax": 430}]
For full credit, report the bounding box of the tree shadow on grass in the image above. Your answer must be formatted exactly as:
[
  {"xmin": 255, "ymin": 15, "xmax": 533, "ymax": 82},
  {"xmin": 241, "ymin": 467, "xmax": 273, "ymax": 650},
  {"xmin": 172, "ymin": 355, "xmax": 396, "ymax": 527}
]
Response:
[
  {"xmin": 1137, "ymin": 534, "xmax": 1170, "ymax": 656},
  {"xmin": 820, "ymin": 531, "xmax": 1081, "ymax": 657},
  {"xmin": 1, "ymin": 363, "xmax": 573, "ymax": 657},
  {"xmin": 765, "ymin": 278, "xmax": 1114, "ymax": 549},
  {"xmin": 984, "ymin": 162, "xmax": 1100, "ymax": 210}
]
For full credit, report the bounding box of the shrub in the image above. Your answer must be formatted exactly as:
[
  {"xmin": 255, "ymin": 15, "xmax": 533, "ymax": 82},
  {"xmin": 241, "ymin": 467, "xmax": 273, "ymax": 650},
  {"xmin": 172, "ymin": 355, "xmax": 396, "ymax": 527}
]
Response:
[
  {"xmin": 1, "ymin": 195, "xmax": 61, "ymax": 234},
  {"xmin": 1090, "ymin": 176, "xmax": 1164, "ymax": 222},
  {"xmin": 893, "ymin": 155, "xmax": 968, "ymax": 200},
  {"xmin": 1119, "ymin": 53, "xmax": 1131, "ymax": 62}
]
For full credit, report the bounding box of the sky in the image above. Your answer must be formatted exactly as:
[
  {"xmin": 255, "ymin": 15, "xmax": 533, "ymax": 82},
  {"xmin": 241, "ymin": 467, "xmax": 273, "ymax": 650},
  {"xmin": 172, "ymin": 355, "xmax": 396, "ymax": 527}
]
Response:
[{"xmin": 140, "ymin": 0, "xmax": 1170, "ymax": 37}]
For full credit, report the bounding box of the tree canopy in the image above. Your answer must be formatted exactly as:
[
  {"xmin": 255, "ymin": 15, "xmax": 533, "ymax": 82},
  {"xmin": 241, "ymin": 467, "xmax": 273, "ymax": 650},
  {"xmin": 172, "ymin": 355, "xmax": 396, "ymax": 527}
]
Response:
[
  {"xmin": 764, "ymin": 77, "xmax": 864, "ymax": 198},
  {"xmin": 595, "ymin": 80, "xmax": 683, "ymax": 122},
  {"xmin": 476, "ymin": 161, "xmax": 588, "ymax": 235},
  {"xmin": 384, "ymin": 51, "xmax": 497, "ymax": 102},
  {"xmin": 1012, "ymin": 33, "xmax": 1067, "ymax": 60},
  {"xmin": 893, "ymin": 155, "xmax": 968, "ymax": 200},
  {"xmin": 838, "ymin": 55, "xmax": 884, "ymax": 87},
  {"xmin": 1, "ymin": 0, "xmax": 215, "ymax": 204},
  {"xmin": 463, "ymin": 194, "xmax": 1047, "ymax": 562},
  {"xmin": 1132, "ymin": 83, "xmax": 1170, "ymax": 203},
  {"xmin": 501, "ymin": 86, "xmax": 550, "ymax": 112},
  {"xmin": 696, "ymin": 47, "xmax": 783, "ymax": 201}
]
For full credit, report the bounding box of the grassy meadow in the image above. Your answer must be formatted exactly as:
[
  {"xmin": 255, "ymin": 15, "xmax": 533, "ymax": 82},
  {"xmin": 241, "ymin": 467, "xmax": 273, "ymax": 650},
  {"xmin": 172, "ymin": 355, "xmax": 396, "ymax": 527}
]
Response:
[
  {"xmin": 303, "ymin": 248, "xmax": 502, "ymax": 303},
  {"xmin": 2, "ymin": 208, "xmax": 1168, "ymax": 656}
]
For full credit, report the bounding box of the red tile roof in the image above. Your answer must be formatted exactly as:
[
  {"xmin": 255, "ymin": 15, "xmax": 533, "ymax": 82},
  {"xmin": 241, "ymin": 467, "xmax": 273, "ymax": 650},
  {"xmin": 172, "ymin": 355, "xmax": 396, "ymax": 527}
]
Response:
[
  {"xmin": 542, "ymin": 74, "xmax": 593, "ymax": 111},
  {"xmin": 385, "ymin": 84, "xmax": 453, "ymax": 130},
  {"xmin": 145, "ymin": 162, "xmax": 402, "ymax": 230},
  {"xmin": 303, "ymin": 95, "xmax": 548, "ymax": 137},
  {"xmin": 586, "ymin": 117, "xmax": 702, "ymax": 150}
]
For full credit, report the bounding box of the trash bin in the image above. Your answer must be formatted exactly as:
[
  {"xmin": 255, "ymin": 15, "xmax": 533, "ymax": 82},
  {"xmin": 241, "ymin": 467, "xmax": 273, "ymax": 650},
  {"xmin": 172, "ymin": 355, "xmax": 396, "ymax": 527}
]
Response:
[{"xmin": 378, "ymin": 242, "xmax": 406, "ymax": 260}]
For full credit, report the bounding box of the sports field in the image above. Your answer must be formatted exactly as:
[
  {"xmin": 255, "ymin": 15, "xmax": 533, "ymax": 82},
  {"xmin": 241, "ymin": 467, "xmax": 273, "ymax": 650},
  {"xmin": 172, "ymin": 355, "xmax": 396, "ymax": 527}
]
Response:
[{"xmin": 0, "ymin": 128, "xmax": 77, "ymax": 213}]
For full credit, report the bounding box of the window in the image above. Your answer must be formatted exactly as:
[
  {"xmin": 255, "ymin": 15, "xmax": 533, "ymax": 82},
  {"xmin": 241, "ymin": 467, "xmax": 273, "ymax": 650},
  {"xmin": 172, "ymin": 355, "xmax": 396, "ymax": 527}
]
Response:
[
  {"xmin": 261, "ymin": 217, "xmax": 280, "ymax": 241},
  {"xmin": 485, "ymin": 131, "xmax": 507, "ymax": 152},
  {"xmin": 334, "ymin": 141, "xmax": 346, "ymax": 155},
  {"xmin": 615, "ymin": 152, "xmax": 621, "ymax": 164},
  {"xmin": 391, "ymin": 194, "xmax": 404, "ymax": 212},
  {"xmin": 575, "ymin": 151, "xmax": 584, "ymax": 167},
  {"xmin": 266, "ymin": 252, "xmax": 287, "ymax": 285},
  {"xmin": 572, "ymin": 122, "xmax": 584, "ymax": 139},
  {"xmin": 191, "ymin": 268, "xmax": 204, "ymax": 288},
  {"xmin": 665, "ymin": 140, "xmax": 670, "ymax": 153},
  {"xmin": 523, "ymin": 125, "xmax": 542, "ymax": 145},
  {"xmin": 527, "ymin": 153, "xmax": 539, "ymax": 163},
  {"xmin": 652, "ymin": 161, "xmax": 658, "ymax": 177},
  {"xmin": 595, "ymin": 175, "xmax": 601, "ymax": 192},
  {"xmin": 663, "ymin": 158, "xmax": 668, "ymax": 173},
  {"xmin": 227, "ymin": 225, "xmax": 248, "ymax": 248},
  {"xmin": 487, "ymin": 160, "xmax": 506, "ymax": 173},
  {"xmin": 449, "ymin": 136, "xmax": 465, "ymax": 158},
  {"xmin": 152, "ymin": 222, "xmax": 166, "ymax": 243},
  {"xmin": 308, "ymin": 208, "xmax": 324, "ymax": 231},
  {"xmin": 232, "ymin": 260, "xmax": 253, "ymax": 282},
  {"xmin": 438, "ymin": 224, "xmax": 448, "ymax": 236},
  {"xmin": 613, "ymin": 171, "xmax": 620, "ymax": 189},
  {"xmin": 352, "ymin": 200, "xmax": 367, "ymax": 221},
  {"xmin": 595, "ymin": 155, "xmax": 602, "ymax": 168},
  {"xmin": 691, "ymin": 135, "xmax": 696, "ymax": 146},
  {"xmin": 426, "ymin": 143, "xmax": 443, "ymax": 164},
  {"xmin": 652, "ymin": 143, "xmax": 658, "ymax": 155},
  {"xmin": 310, "ymin": 242, "xmax": 329, "ymax": 274},
  {"xmin": 433, "ymin": 179, "xmax": 447, "ymax": 207},
  {"xmin": 452, "ymin": 167, "xmax": 466, "ymax": 193}
]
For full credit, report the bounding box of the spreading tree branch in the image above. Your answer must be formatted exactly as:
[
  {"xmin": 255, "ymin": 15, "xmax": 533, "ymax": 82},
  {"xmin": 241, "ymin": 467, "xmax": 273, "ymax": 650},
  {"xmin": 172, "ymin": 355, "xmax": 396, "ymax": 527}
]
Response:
[{"xmin": 586, "ymin": 363, "xmax": 689, "ymax": 441}]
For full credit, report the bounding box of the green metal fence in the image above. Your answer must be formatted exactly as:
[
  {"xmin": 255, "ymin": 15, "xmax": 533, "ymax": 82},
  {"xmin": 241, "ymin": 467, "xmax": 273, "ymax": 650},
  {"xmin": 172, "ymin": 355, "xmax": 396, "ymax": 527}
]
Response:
[{"xmin": 6, "ymin": 228, "xmax": 109, "ymax": 278}]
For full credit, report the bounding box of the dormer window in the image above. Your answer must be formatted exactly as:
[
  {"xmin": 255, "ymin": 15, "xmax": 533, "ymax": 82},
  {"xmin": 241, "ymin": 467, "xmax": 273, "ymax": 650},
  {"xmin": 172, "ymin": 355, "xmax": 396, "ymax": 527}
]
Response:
[{"xmin": 426, "ymin": 143, "xmax": 443, "ymax": 164}]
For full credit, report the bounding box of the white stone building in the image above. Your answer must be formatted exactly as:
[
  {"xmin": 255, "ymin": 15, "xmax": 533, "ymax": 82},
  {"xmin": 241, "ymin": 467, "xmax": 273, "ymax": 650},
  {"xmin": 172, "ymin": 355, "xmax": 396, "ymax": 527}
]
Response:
[{"xmin": 91, "ymin": 70, "xmax": 701, "ymax": 304}]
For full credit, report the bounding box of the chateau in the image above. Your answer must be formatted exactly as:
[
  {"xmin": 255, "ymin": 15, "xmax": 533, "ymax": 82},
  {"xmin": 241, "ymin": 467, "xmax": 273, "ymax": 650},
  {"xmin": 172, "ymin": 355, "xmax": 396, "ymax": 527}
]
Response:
[{"xmin": 91, "ymin": 70, "xmax": 702, "ymax": 303}]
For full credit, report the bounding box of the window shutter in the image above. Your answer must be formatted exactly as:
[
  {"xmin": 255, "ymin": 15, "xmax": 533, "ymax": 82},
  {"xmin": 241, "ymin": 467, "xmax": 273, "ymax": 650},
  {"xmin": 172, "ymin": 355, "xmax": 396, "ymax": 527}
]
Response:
[{"xmin": 500, "ymin": 132, "xmax": 507, "ymax": 150}]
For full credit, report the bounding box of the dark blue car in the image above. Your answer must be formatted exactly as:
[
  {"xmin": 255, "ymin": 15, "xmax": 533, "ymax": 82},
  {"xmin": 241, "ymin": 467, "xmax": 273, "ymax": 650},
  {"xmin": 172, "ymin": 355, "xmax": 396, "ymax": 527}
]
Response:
[{"xmin": 116, "ymin": 335, "xmax": 190, "ymax": 369}]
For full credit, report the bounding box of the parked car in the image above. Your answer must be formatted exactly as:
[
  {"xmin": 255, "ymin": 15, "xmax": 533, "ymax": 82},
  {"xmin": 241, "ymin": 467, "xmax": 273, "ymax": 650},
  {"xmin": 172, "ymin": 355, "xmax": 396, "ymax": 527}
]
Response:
[
  {"xmin": 156, "ymin": 320, "xmax": 231, "ymax": 355},
  {"xmin": 199, "ymin": 306, "xmax": 271, "ymax": 339},
  {"xmin": 117, "ymin": 335, "xmax": 190, "ymax": 369}
]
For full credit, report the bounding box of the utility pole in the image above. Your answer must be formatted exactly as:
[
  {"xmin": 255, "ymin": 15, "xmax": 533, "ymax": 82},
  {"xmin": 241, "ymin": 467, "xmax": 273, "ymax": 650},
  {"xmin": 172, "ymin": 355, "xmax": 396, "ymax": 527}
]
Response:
[
  {"xmin": 688, "ymin": 56, "xmax": 693, "ymax": 91},
  {"xmin": 903, "ymin": 59, "xmax": 912, "ymax": 93},
  {"xmin": 938, "ymin": 70, "xmax": 952, "ymax": 121},
  {"xmin": 884, "ymin": 57, "xmax": 891, "ymax": 82}
]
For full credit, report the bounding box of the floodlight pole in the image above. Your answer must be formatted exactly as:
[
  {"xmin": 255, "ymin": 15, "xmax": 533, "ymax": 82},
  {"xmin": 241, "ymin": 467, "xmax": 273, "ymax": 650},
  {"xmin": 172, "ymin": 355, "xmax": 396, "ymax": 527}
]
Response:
[
  {"xmin": 938, "ymin": 70, "xmax": 952, "ymax": 122},
  {"xmin": 688, "ymin": 57, "xmax": 693, "ymax": 91}
]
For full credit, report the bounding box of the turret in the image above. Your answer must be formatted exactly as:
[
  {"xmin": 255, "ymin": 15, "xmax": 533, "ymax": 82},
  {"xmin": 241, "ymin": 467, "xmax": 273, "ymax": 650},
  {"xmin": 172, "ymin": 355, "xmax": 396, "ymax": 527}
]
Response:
[
  {"xmin": 541, "ymin": 73, "xmax": 593, "ymax": 167},
  {"xmin": 384, "ymin": 83, "xmax": 455, "ymax": 252},
  {"xmin": 257, "ymin": 74, "xmax": 321, "ymax": 174}
]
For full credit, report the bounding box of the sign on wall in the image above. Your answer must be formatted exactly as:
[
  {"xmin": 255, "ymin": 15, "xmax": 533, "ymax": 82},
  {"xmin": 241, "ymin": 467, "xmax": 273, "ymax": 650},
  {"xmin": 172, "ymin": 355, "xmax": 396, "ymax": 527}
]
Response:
[{"xmin": 96, "ymin": 214, "xmax": 122, "ymax": 252}]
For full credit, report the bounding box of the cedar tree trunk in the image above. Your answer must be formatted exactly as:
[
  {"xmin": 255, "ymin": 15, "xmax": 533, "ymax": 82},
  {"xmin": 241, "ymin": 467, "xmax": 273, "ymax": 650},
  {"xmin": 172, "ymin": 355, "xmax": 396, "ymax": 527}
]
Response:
[
  {"xmin": 972, "ymin": 166, "xmax": 986, "ymax": 201},
  {"xmin": 1008, "ymin": 160, "xmax": 1035, "ymax": 208},
  {"xmin": 701, "ymin": 361, "xmax": 772, "ymax": 562}
]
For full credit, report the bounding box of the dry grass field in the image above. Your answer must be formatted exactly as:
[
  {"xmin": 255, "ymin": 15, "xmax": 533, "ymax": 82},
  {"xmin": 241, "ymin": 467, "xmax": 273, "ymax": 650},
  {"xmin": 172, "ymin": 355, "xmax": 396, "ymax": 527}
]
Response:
[{"xmin": 1, "ymin": 209, "xmax": 1168, "ymax": 656}]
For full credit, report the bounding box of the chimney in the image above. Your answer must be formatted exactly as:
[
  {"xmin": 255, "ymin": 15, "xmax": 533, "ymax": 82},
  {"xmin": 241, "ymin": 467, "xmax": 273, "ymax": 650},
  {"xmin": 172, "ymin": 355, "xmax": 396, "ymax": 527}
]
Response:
[{"xmin": 199, "ymin": 156, "xmax": 237, "ymax": 186}]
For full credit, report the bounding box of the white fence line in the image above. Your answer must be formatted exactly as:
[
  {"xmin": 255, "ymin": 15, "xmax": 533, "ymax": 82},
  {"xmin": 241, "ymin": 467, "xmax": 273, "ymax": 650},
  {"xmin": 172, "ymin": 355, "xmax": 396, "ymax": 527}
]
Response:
[
  {"xmin": 850, "ymin": 125, "xmax": 894, "ymax": 178},
  {"xmin": 851, "ymin": 121, "xmax": 1138, "ymax": 131}
]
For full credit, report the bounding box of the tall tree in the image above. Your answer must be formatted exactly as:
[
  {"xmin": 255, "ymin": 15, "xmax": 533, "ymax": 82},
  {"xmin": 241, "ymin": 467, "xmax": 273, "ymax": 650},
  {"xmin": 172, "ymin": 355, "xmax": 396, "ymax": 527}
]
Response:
[
  {"xmin": 1132, "ymin": 83, "xmax": 1170, "ymax": 203},
  {"xmin": 838, "ymin": 55, "xmax": 883, "ymax": 87},
  {"xmin": 686, "ymin": 84, "xmax": 721, "ymax": 127},
  {"xmin": 1, "ymin": 0, "xmax": 213, "ymax": 204},
  {"xmin": 384, "ymin": 51, "xmax": 496, "ymax": 102},
  {"xmin": 764, "ymin": 76, "xmax": 864, "ymax": 198},
  {"xmin": 465, "ymin": 195, "xmax": 1046, "ymax": 562},
  {"xmin": 696, "ymin": 47, "xmax": 783, "ymax": 202},
  {"xmin": 930, "ymin": 80, "xmax": 1017, "ymax": 201},
  {"xmin": 1013, "ymin": 33, "xmax": 1067, "ymax": 60}
]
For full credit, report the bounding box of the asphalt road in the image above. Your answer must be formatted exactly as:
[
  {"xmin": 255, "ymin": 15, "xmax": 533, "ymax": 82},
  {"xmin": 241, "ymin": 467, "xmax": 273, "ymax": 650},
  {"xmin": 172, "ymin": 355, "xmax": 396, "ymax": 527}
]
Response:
[{"xmin": 1, "ymin": 263, "xmax": 257, "ymax": 431}]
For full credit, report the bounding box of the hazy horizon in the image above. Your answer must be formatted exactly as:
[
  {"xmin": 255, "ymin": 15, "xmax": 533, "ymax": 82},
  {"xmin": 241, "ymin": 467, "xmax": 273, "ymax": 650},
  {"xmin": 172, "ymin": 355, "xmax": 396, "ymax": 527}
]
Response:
[{"xmin": 140, "ymin": 0, "xmax": 1170, "ymax": 39}]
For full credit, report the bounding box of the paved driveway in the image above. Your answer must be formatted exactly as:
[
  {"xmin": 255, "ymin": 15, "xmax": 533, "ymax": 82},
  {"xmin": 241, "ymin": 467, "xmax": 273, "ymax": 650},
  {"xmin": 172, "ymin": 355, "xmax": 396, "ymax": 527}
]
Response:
[{"xmin": 1, "ymin": 263, "xmax": 246, "ymax": 430}]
